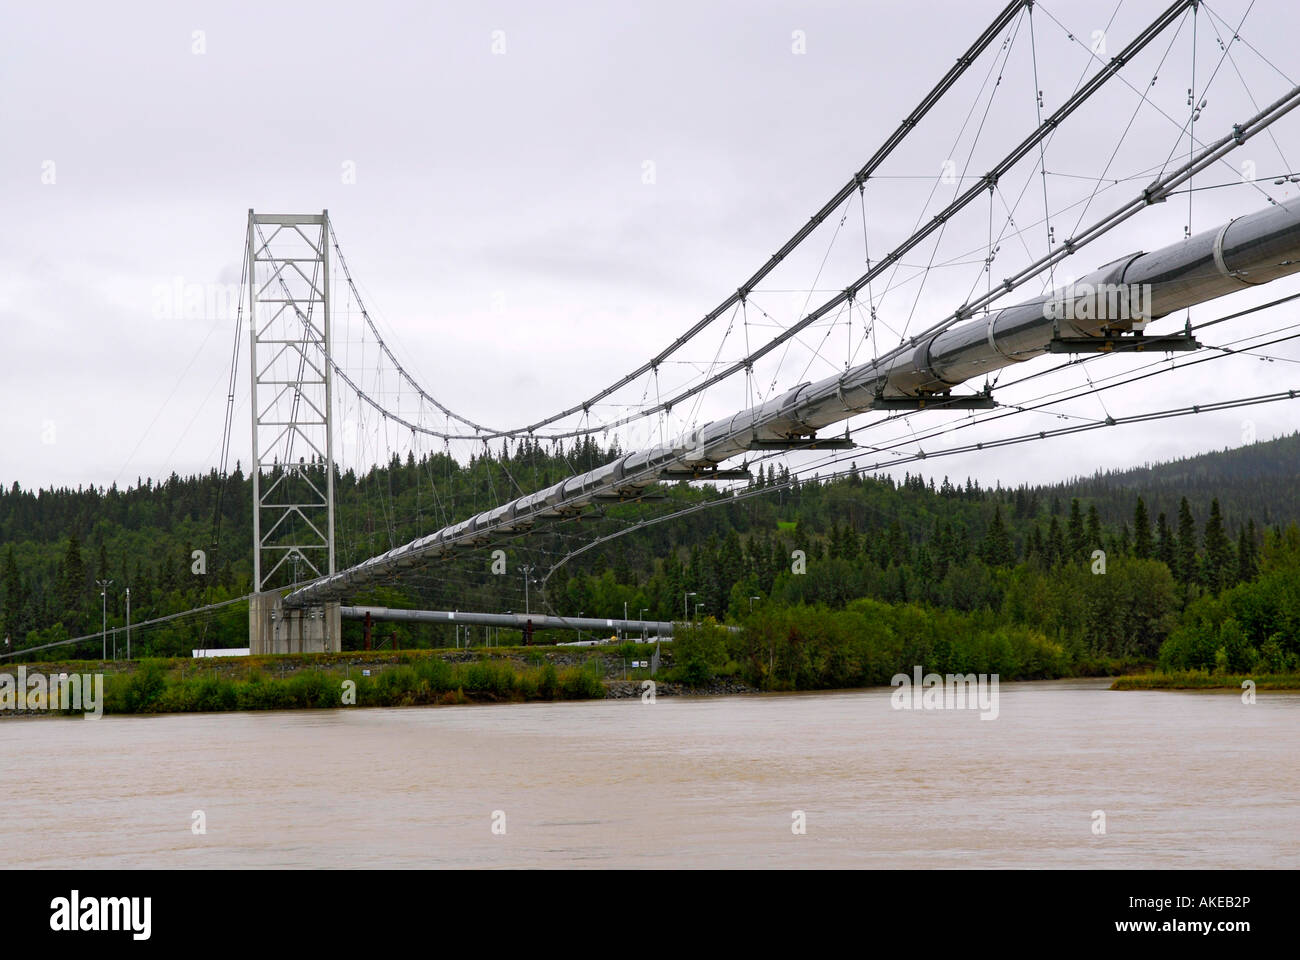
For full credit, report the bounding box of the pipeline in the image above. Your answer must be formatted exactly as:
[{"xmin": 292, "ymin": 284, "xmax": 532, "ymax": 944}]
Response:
[{"xmin": 286, "ymin": 91, "xmax": 1300, "ymax": 607}]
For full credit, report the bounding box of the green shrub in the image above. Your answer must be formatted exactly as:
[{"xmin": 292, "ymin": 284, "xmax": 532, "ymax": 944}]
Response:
[
  {"xmin": 374, "ymin": 666, "xmax": 418, "ymax": 704},
  {"xmin": 516, "ymin": 669, "xmax": 540, "ymax": 699},
  {"xmin": 121, "ymin": 661, "xmax": 168, "ymax": 713},
  {"xmin": 235, "ymin": 676, "xmax": 288, "ymax": 710},
  {"xmin": 557, "ymin": 662, "xmax": 605, "ymax": 699},
  {"xmin": 414, "ymin": 657, "xmax": 455, "ymax": 691},
  {"xmin": 157, "ymin": 675, "xmax": 237, "ymax": 712},
  {"xmin": 537, "ymin": 663, "xmax": 558, "ymax": 698},
  {"xmin": 673, "ymin": 620, "xmax": 731, "ymax": 686}
]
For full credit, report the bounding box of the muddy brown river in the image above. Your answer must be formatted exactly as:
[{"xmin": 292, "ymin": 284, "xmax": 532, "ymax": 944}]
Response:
[{"xmin": 2, "ymin": 679, "xmax": 1296, "ymax": 868}]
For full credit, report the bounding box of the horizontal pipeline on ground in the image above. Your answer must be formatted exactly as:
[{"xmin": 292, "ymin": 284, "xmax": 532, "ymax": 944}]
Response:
[{"xmin": 340, "ymin": 606, "xmax": 681, "ymax": 636}]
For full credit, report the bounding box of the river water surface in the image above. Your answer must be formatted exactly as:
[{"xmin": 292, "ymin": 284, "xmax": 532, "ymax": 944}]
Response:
[{"xmin": 2, "ymin": 679, "xmax": 1296, "ymax": 868}]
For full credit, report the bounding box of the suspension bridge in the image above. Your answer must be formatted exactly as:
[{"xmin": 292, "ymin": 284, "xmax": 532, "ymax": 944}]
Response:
[{"xmin": 10, "ymin": 0, "xmax": 1300, "ymax": 660}]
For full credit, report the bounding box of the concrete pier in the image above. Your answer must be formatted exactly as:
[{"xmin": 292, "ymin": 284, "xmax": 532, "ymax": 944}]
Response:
[{"xmin": 249, "ymin": 591, "xmax": 342, "ymax": 654}]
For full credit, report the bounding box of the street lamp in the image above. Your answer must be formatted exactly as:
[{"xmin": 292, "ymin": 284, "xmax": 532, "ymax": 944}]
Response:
[
  {"xmin": 578, "ymin": 611, "xmax": 584, "ymax": 643},
  {"xmin": 124, "ymin": 587, "xmax": 131, "ymax": 660},
  {"xmin": 694, "ymin": 602, "xmax": 704, "ymax": 621},
  {"xmin": 521, "ymin": 564, "xmax": 533, "ymax": 615},
  {"xmin": 749, "ymin": 595, "xmax": 760, "ymax": 612},
  {"xmin": 684, "ymin": 591, "xmax": 696, "ymax": 620},
  {"xmin": 96, "ymin": 579, "xmax": 113, "ymax": 661},
  {"xmin": 639, "ymin": 608, "xmax": 649, "ymax": 641}
]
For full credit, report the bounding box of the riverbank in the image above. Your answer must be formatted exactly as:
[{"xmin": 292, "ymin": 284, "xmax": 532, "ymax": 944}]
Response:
[
  {"xmin": 14, "ymin": 645, "xmax": 1278, "ymax": 717},
  {"xmin": 1, "ymin": 645, "xmax": 687, "ymax": 715},
  {"xmin": 1110, "ymin": 670, "xmax": 1300, "ymax": 690}
]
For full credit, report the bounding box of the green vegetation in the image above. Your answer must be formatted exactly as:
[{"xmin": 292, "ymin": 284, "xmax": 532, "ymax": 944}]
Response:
[
  {"xmin": 1111, "ymin": 671, "xmax": 1300, "ymax": 690},
  {"xmin": 4, "ymin": 432, "xmax": 1300, "ymax": 698},
  {"xmin": 97, "ymin": 655, "xmax": 606, "ymax": 714},
  {"xmin": 672, "ymin": 602, "xmax": 1092, "ymax": 690},
  {"xmin": 1154, "ymin": 525, "xmax": 1300, "ymax": 674}
]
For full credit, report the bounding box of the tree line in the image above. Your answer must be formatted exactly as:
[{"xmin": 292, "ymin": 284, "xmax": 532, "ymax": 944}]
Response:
[{"xmin": 2, "ymin": 433, "xmax": 1298, "ymax": 672}]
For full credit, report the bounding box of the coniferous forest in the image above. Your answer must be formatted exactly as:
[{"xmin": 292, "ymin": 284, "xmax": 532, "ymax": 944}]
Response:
[{"xmin": 3, "ymin": 433, "xmax": 1299, "ymax": 682}]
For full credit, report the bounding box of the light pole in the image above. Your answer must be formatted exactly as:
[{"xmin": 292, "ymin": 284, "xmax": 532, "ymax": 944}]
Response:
[
  {"xmin": 684, "ymin": 591, "xmax": 696, "ymax": 621},
  {"xmin": 521, "ymin": 565, "xmax": 533, "ymax": 615},
  {"xmin": 694, "ymin": 602, "xmax": 704, "ymax": 622},
  {"xmin": 124, "ymin": 587, "xmax": 131, "ymax": 660},
  {"xmin": 578, "ymin": 611, "xmax": 584, "ymax": 643},
  {"xmin": 749, "ymin": 596, "xmax": 760, "ymax": 613},
  {"xmin": 96, "ymin": 579, "xmax": 113, "ymax": 660},
  {"xmin": 640, "ymin": 608, "xmax": 648, "ymax": 641}
]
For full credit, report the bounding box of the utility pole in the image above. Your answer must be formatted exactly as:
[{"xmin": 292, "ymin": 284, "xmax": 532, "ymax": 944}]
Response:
[
  {"xmin": 96, "ymin": 579, "xmax": 113, "ymax": 660},
  {"xmin": 124, "ymin": 587, "xmax": 131, "ymax": 660}
]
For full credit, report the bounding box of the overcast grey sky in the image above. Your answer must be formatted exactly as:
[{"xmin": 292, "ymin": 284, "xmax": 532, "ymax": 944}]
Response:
[{"xmin": 4, "ymin": 0, "xmax": 1299, "ymax": 495}]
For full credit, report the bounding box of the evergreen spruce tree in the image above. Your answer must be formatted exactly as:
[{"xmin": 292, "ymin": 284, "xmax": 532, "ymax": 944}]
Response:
[
  {"xmin": 1201, "ymin": 499, "xmax": 1235, "ymax": 593},
  {"xmin": 1047, "ymin": 515, "xmax": 1065, "ymax": 568},
  {"xmin": 1176, "ymin": 497, "xmax": 1199, "ymax": 586},
  {"xmin": 1237, "ymin": 520, "xmax": 1259, "ymax": 583},
  {"xmin": 58, "ymin": 533, "xmax": 87, "ymax": 632},
  {"xmin": 932, "ymin": 520, "xmax": 951, "ymax": 580},
  {"xmin": 1026, "ymin": 524, "xmax": 1044, "ymax": 564},
  {"xmin": 980, "ymin": 504, "xmax": 1014, "ymax": 567},
  {"xmin": 2, "ymin": 545, "xmax": 23, "ymax": 642},
  {"xmin": 1133, "ymin": 496, "xmax": 1152, "ymax": 559},
  {"xmin": 1156, "ymin": 511, "xmax": 1176, "ymax": 568},
  {"xmin": 1067, "ymin": 498, "xmax": 1085, "ymax": 562},
  {"xmin": 1086, "ymin": 503, "xmax": 1102, "ymax": 551}
]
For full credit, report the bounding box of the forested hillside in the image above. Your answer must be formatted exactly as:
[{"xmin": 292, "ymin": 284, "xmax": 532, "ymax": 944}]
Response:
[
  {"xmin": 1044, "ymin": 432, "xmax": 1300, "ymax": 532},
  {"xmin": 3, "ymin": 433, "xmax": 1299, "ymax": 676}
]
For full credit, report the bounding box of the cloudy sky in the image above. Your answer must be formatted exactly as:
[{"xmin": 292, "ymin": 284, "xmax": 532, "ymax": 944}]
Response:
[{"xmin": 4, "ymin": 0, "xmax": 1300, "ymax": 497}]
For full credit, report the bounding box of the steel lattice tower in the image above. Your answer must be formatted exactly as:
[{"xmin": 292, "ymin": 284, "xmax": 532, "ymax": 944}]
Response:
[{"xmin": 246, "ymin": 211, "xmax": 336, "ymax": 596}]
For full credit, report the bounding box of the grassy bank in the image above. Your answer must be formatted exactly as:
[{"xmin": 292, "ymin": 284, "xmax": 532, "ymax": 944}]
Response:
[
  {"xmin": 1110, "ymin": 670, "xmax": 1300, "ymax": 690},
  {"xmin": 93, "ymin": 655, "xmax": 609, "ymax": 714},
  {"xmin": 5, "ymin": 643, "xmax": 634, "ymax": 675},
  {"xmin": 9, "ymin": 609, "xmax": 1195, "ymax": 715}
]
